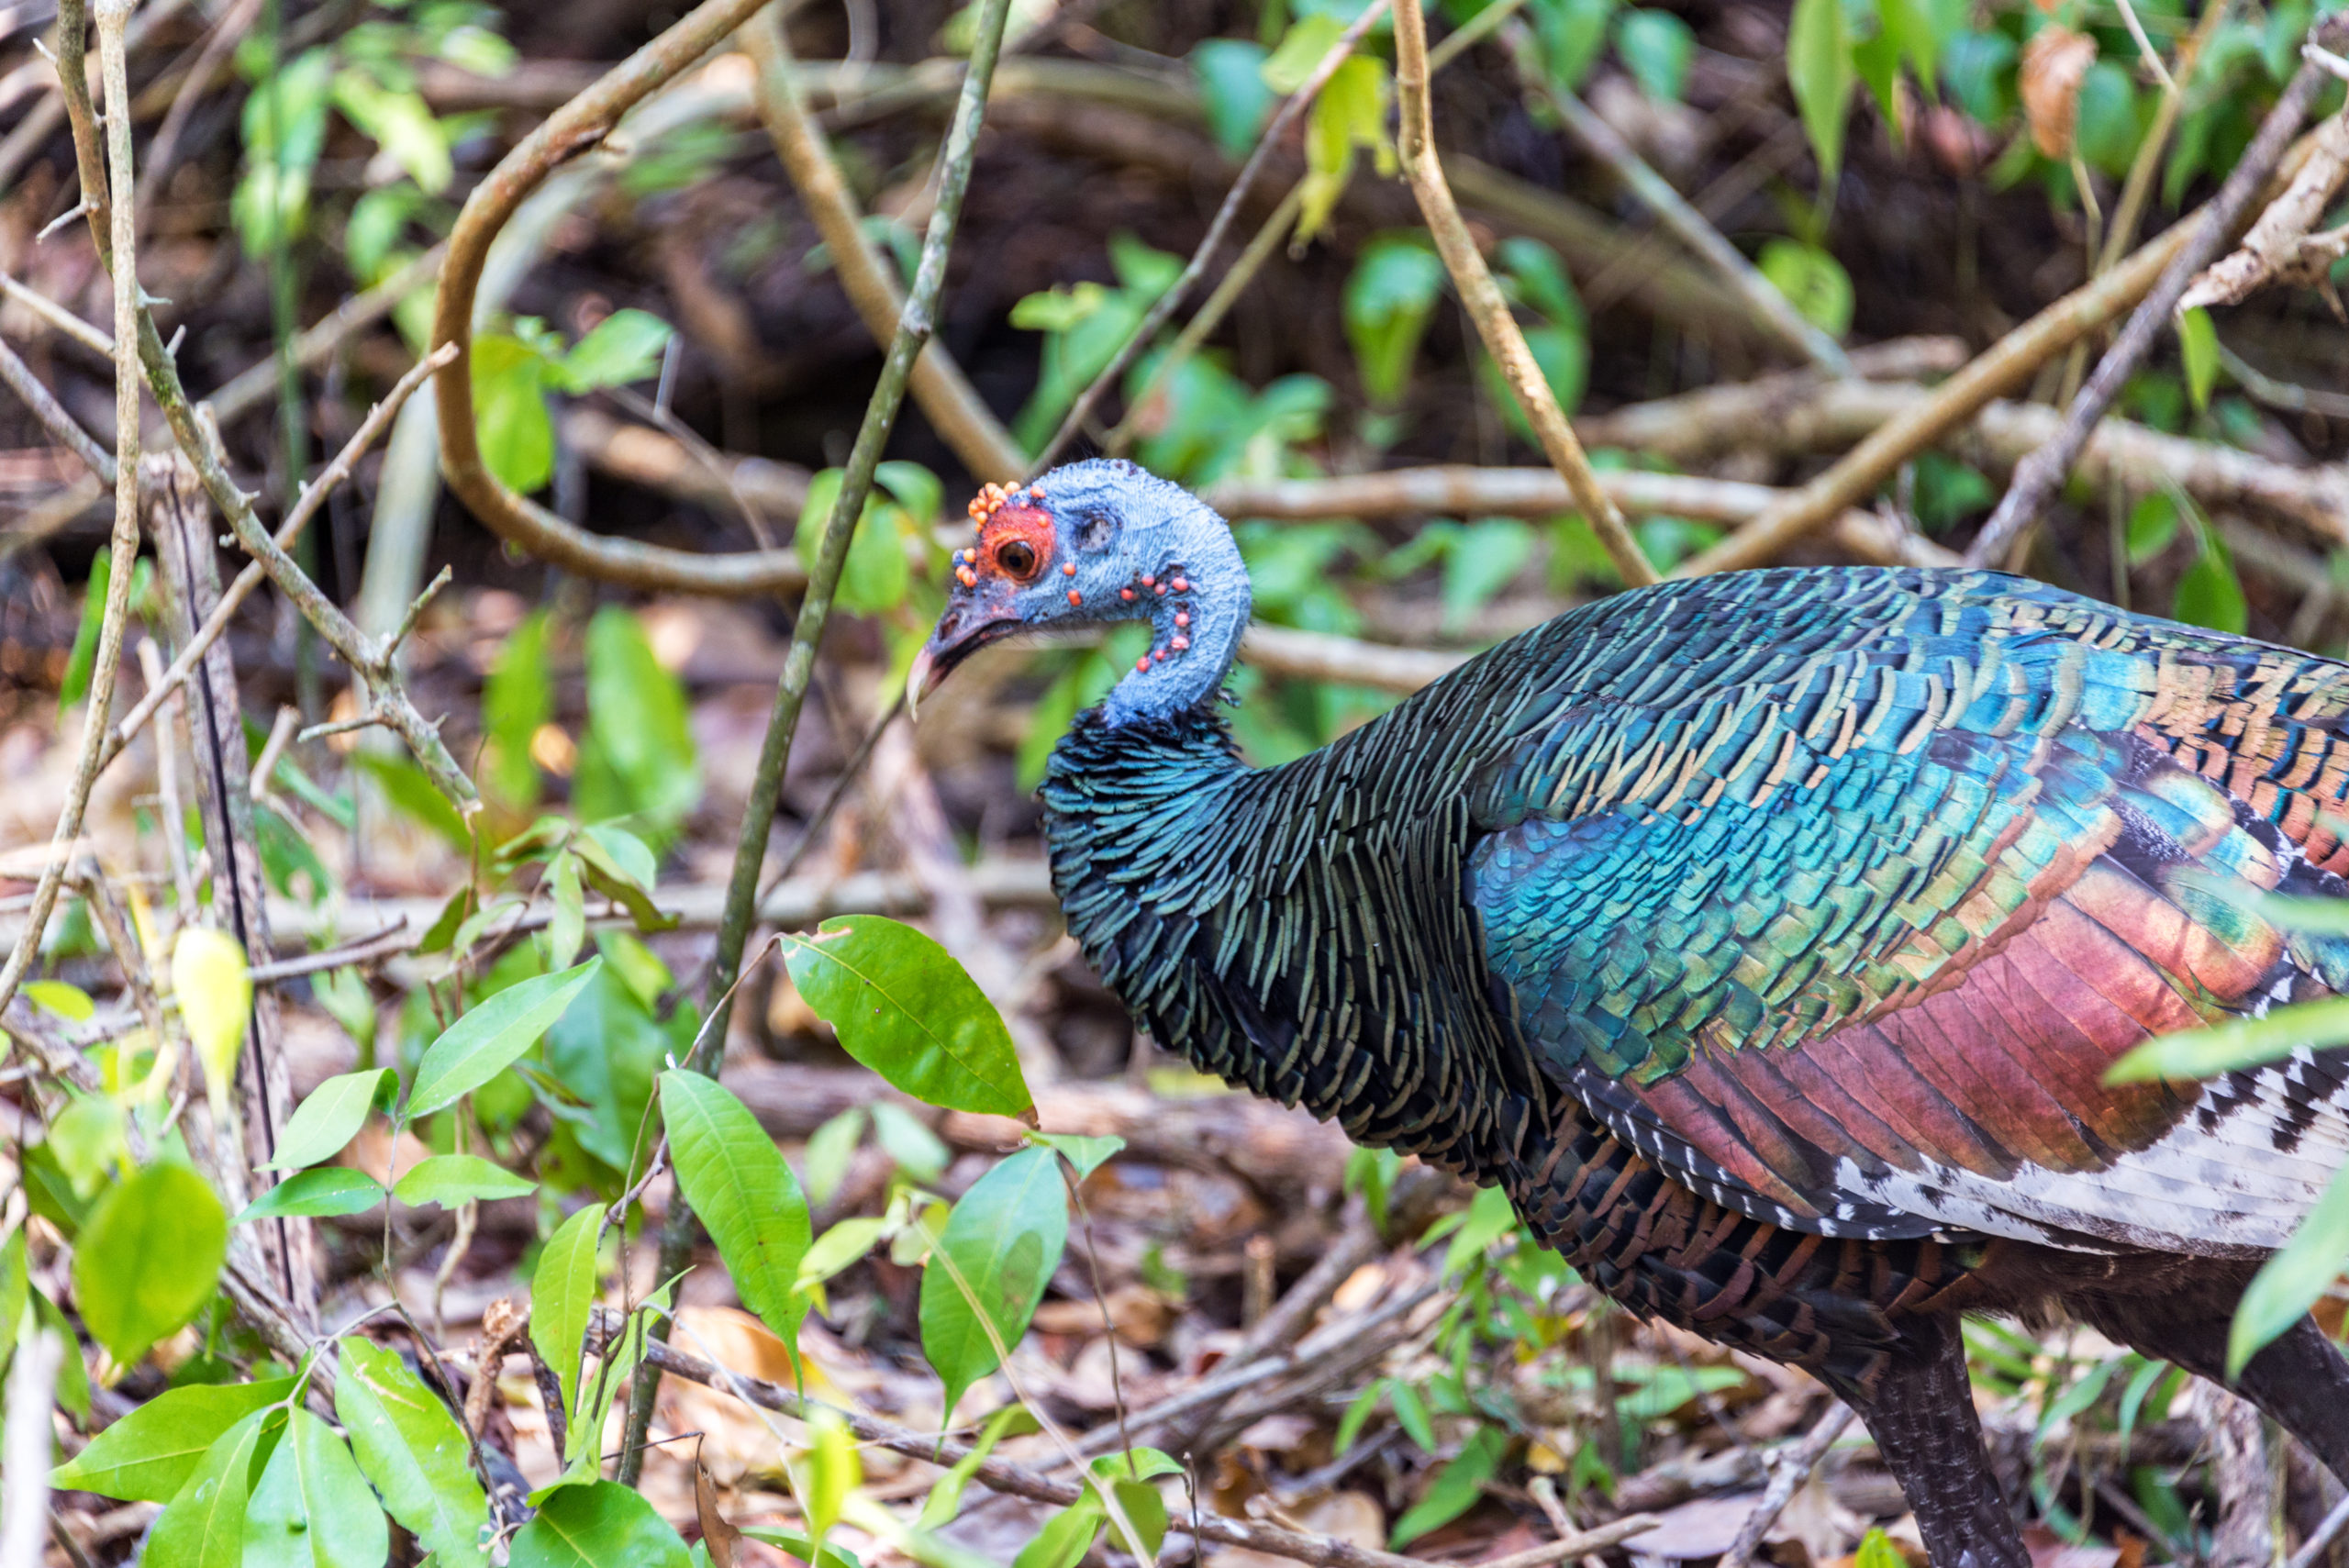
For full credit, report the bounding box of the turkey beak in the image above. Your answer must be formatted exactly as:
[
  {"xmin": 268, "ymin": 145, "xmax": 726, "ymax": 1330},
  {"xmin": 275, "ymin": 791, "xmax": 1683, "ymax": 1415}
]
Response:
[{"xmin": 910, "ymin": 595, "xmax": 1019, "ymax": 721}]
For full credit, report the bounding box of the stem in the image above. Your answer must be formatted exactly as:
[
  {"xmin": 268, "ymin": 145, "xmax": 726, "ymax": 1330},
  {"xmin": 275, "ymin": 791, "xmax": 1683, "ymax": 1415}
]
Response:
[
  {"xmin": 1391, "ymin": 0, "xmax": 1658, "ymax": 588},
  {"xmin": 0, "ymin": 0, "xmax": 147, "ymax": 1024},
  {"xmin": 615, "ymin": 0, "xmax": 1020, "ymax": 1485}
]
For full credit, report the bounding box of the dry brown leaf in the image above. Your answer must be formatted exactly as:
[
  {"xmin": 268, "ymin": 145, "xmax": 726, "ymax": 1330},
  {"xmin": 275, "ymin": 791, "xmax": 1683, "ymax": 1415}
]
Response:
[{"xmin": 2020, "ymin": 26, "xmax": 2097, "ymax": 157}]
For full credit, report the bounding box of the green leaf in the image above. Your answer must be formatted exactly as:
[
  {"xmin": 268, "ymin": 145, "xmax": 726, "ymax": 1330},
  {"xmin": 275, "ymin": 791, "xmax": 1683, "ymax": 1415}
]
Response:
[
  {"xmin": 2109, "ymin": 995, "xmax": 2349, "ymax": 1083},
  {"xmin": 662, "ymin": 1071, "xmax": 812, "ymax": 1348},
  {"xmin": 1297, "ymin": 55, "xmax": 1392, "ymax": 244},
  {"xmin": 1787, "ymin": 0, "xmax": 1854, "ymax": 183},
  {"xmin": 484, "ymin": 609, "xmax": 552, "ymax": 807},
  {"xmin": 144, "ymin": 1407, "xmax": 281, "ymax": 1568},
  {"xmin": 1614, "ymin": 8, "xmax": 1694, "ymax": 100},
  {"xmin": 25, "ymin": 979, "xmax": 95, "ymax": 1021},
  {"xmin": 407, "ymin": 957, "xmax": 601, "ymax": 1117},
  {"xmin": 472, "ymin": 332, "xmax": 555, "ymax": 494},
  {"xmin": 869, "ymin": 1100, "xmax": 950, "ymax": 1183},
  {"xmin": 1343, "ymin": 236, "xmax": 1446, "ymax": 406},
  {"xmin": 73, "ymin": 1161, "xmax": 228, "ymax": 1365},
  {"xmin": 1441, "ymin": 519, "xmax": 1537, "ymax": 635},
  {"xmin": 50, "ymin": 1094, "xmax": 126, "ymax": 1199},
  {"xmin": 1756, "ymin": 239, "xmax": 1854, "ymax": 337},
  {"xmin": 1015, "ymin": 1496, "xmax": 1106, "ymax": 1568},
  {"xmin": 0, "ymin": 1230, "xmax": 22, "ymax": 1365},
  {"xmin": 266, "ymin": 1069, "xmax": 395, "ymax": 1171},
  {"xmin": 52, "ymin": 1377, "xmax": 297, "ymax": 1502},
  {"xmin": 1855, "ymin": 1528, "xmax": 1907, "ymax": 1568},
  {"xmin": 1533, "ymin": 0, "xmax": 1619, "ymax": 90},
  {"xmin": 510, "ymin": 1480, "xmax": 693, "ymax": 1568},
  {"xmin": 2179, "ymin": 306, "xmax": 2221, "ymax": 412},
  {"xmin": 1027, "ymin": 1130, "xmax": 1124, "ymax": 1181},
  {"xmin": 337, "ymin": 1338, "xmax": 490, "ymax": 1565},
  {"xmin": 547, "ymin": 851, "xmax": 584, "ymax": 972},
  {"xmin": 1262, "ymin": 13, "xmax": 1347, "ymax": 91},
  {"xmin": 353, "ymin": 750, "xmax": 473, "ymax": 853},
  {"xmin": 919, "ymin": 1146, "xmax": 1071, "ymax": 1418},
  {"xmin": 329, "ymin": 70, "xmax": 451, "ymax": 193},
  {"xmin": 1193, "ymin": 39, "xmax": 1274, "ymax": 155},
  {"xmin": 573, "ymin": 607, "xmax": 700, "ymax": 838},
  {"xmin": 1334, "ymin": 1380, "xmax": 1386, "ymax": 1455},
  {"xmin": 2231, "ymin": 1160, "xmax": 2349, "ymax": 1375},
  {"xmin": 2125, "ymin": 493, "xmax": 2180, "ymax": 563},
  {"xmin": 241, "ymin": 1409, "xmax": 389, "ymax": 1568},
  {"xmin": 553, "ymin": 309, "xmax": 674, "ymax": 393},
  {"xmin": 1389, "ymin": 1378, "xmax": 1436, "ymax": 1451},
  {"xmin": 783, "ymin": 916, "xmax": 1031, "ymax": 1117},
  {"xmin": 59, "ymin": 546, "xmax": 113, "ymax": 717},
  {"xmin": 795, "ymin": 470, "xmax": 912, "ymax": 620},
  {"xmin": 173, "ymin": 926, "xmax": 252, "ymax": 1111},
  {"xmin": 803, "ymin": 1107, "xmax": 867, "ymax": 1208},
  {"xmin": 917, "ymin": 1405, "xmax": 1041, "ymax": 1529},
  {"xmin": 393, "ymin": 1153, "xmax": 536, "ymax": 1209},
  {"xmin": 1389, "ymin": 1426, "xmax": 1507, "ymax": 1547},
  {"xmin": 238, "ymin": 1169, "xmax": 384, "ymax": 1223},
  {"xmin": 2173, "ymin": 531, "xmax": 2247, "ymax": 635},
  {"xmin": 532, "ymin": 1204, "xmax": 607, "ymax": 1425}
]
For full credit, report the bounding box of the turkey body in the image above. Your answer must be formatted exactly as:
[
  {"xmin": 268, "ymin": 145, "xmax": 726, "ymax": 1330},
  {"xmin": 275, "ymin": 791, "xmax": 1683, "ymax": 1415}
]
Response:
[{"xmin": 1041, "ymin": 565, "xmax": 2349, "ymax": 1563}]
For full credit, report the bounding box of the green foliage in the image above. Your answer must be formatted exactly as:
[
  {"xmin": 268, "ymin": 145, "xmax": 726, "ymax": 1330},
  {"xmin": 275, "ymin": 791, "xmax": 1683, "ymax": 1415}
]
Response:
[
  {"xmin": 392, "ymin": 1153, "xmax": 537, "ymax": 1208},
  {"xmin": 1012, "ymin": 236, "xmax": 1181, "ymax": 450},
  {"xmin": 1345, "ymin": 236, "xmax": 1447, "ymax": 406},
  {"xmin": 472, "ymin": 312, "xmax": 675, "ymax": 493},
  {"xmin": 1787, "ymin": 0, "xmax": 1854, "ymax": 183},
  {"xmin": 1613, "ymin": 7, "xmax": 1693, "ymax": 101},
  {"xmin": 920, "ymin": 1146, "xmax": 1070, "ymax": 1418},
  {"xmin": 1757, "ymin": 239, "xmax": 1854, "ymax": 338},
  {"xmin": 410, "ymin": 958, "xmax": 602, "ymax": 1116},
  {"xmin": 661, "ymin": 1071, "xmax": 814, "ymax": 1349},
  {"xmin": 533, "ymin": 1204, "xmax": 607, "ymax": 1422},
  {"xmin": 74, "ymin": 1162, "xmax": 228, "ymax": 1366},
  {"xmin": 266, "ymin": 1069, "xmax": 395, "ymax": 1172},
  {"xmin": 484, "ymin": 610, "xmax": 554, "ymax": 807},
  {"xmin": 1475, "ymin": 239, "xmax": 1588, "ymax": 442},
  {"xmin": 336, "ymin": 1338, "xmax": 490, "ymax": 1565},
  {"xmin": 237, "ymin": 1169, "xmax": 384, "ymax": 1223},
  {"xmin": 510, "ymin": 1481, "xmax": 691, "ymax": 1568},
  {"xmin": 2178, "ymin": 306, "xmax": 2221, "ymax": 413},
  {"xmin": 783, "ymin": 916, "xmax": 1033, "ymax": 1116},
  {"xmin": 1527, "ymin": 0, "xmax": 1618, "ymax": 91},
  {"xmin": 53, "ymin": 1377, "xmax": 299, "ymax": 1502},
  {"xmin": 60, "ymin": 547, "xmax": 150, "ymax": 716},
  {"xmin": 1300, "ymin": 55, "xmax": 1397, "ymax": 244},
  {"xmin": 1194, "ymin": 39, "xmax": 1274, "ymax": 154},
  {"xmin": 243, "ymin": 1408, "xmax": 389, "ymax": 1568},
  {"xmin": 794, "ymin": 462, "xmax": 942, "ymax": 618},
  {"xmin": 2172, "ymin": 517, "xmax": 2247, "ymax": 635},
  {"xmin": 1389, "ymin": 1426, "xmax": 1508, "ymax": 1547},
  {"xmin": 144, "ymin": 1407, "xmax": 283, "ymax": 1568}
]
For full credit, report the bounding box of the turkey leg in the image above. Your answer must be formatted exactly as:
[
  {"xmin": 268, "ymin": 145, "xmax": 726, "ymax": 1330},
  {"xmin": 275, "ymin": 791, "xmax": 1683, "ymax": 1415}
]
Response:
[{"xmin": 1841, "ymin": 1312, "xmax": 2028, "ymax": 1568}]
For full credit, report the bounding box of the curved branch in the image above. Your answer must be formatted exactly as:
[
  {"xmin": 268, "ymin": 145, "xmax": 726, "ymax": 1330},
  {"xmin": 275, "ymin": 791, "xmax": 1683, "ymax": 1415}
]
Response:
[{"xmin": 429, "ymin": 0, "xmax": 806, "ymax": 595}]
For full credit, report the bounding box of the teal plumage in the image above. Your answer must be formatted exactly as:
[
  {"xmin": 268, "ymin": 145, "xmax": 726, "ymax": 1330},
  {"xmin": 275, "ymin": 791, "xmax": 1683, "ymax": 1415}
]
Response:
[{"xmin": 921, "ymin": 463, "xmax": 2349, "ymax": 1568}]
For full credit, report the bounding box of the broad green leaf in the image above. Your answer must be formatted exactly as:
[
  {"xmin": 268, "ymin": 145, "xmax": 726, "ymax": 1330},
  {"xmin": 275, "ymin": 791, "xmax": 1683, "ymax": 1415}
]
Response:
[
  {"xmin": 573, "ymin": 607, "xmax": 701, "ymax": 837},
  {"xmin": 0, "ymin": 1230, "xmax": 22, "ymax": 1365},
  {"xmin": 242, "ymin": 1409, "xmax": 389, "ymax": 1568},
  {"xmin": 408, "ymin": 957, "xmax": 601, "ymax": 1116},
  {"xmin": 266, "ymin": 1069, "xmax": 395, "ymax": 1171},
  {"xmin": 73, "ymin": 1161, "xmax": 228, "ymax": 1365},
  {"xmin": 2179, "ymin": 306, "xmax": 2220, "ymax": 412},
  {"xmin": 1261, "ymin": 13, "xmax": 1346, "ymax": 91},
  {"xmin": 2109, "ymin": 995, "xmax": 2349, "ymax": 1083},
  {"xmin": 797, "ymin": 1410, "xmax": 860, "ymax": 1545},
  {"xmin": 919, "ymin": 1146, "xmax": 1070, "ymax": 1418},
  {"xmin": 393, "ymin": 1153, "xmax": 537, "ymax": 1209},
  {"xmin": 483, "ymin": 609, "xmax": 552, "ymax": 807},
  {"xmin": 1614, "ymin": 8, "xmax": 1694, "ymax": 101},
  {"xmin": 1027, "ymin": 1131, "xmax": 1123, "ymax": 1181},
  {"xmin": 2174, "ymin": 533, "xmax": 2247, "ymax": 634},
  {"xmin": 1787, "ymin": 0, "xmax": 1854, "ymax": 183},
  {"xmin": 2231, "ymin": 1160, "xmax": 2349, "ymax": 1374},
  {"xmin": 510, "ymin": 1479, "xmax": 691, "ymax": 1568},
  {"xmin": 330, "ymin": 71, "xmax": 451, "ymax": 193},
  {"xmin": 2126, "ymin": 493, "xmax": 2180, "ymax": 563},
  {"xmin": 1389, "ymin": 1378, "xmax": 1436, "ymax": 1451},
  {"xmin": 662, "ymin": 1071, "xmax": 811, "ymax": 1347},
  {"xmin": 795, "ymin": 469, "xmax": 912, "ymax": 619},
  {"xmin": 553, "ymin": 309, "xmax": 674, "ymax": 393},
  {"xmin": 1757, "ymin": 239, "xmax": 1854, "ymax": 337},
  {"xmin": 1389, "ymin": 1425, "xmax": 1507, "ymax": 1547},
  {"xmin": 917, "ymin": 1405, "xmax": 1041, "ymax": 1529},
  {"xmin": 1535, "ymin": 0, "xmax": 1619, "ymax": 90},
  {"xmin": 1297, "ymin": 55, "xmax": 1392, "ymax": 244},
  {"xmin": 144, "ymin": 1407, "xmax": 281, "ymax": 1568},
  {"xmin": 52, "ymin": 1377, "xmax": 296, "ymax": 1502},
  {"xmin": 1441, "ymin": 520, "xmax": 1537, "ymax": 635},
  {"xmin": 799, "ymin": 1218, "xmax": 887, "ymax": 1291},
  {"xmin": 783, "ymin": 917, "xmax": 1030, "ymax": 1116},
  {"xmin": 25, "ymin": 980, "xmax": 95, "ymax": 1021},
  {"xmin": 473, "ymin": 333, "xmax": 555, "ymax": 494},
  {"xmin": 1343, "ymin": 237, "xmax": 1445, "ymax": 406},
  {"xmin": 1193, "ymin": 39, "xmax": 1273, "ymax": 155},
  {"xmin": 1014, "ymin": 1496, "xmax": 1105, "ymax": 1568},
  {"xmin": 869, "ymin": 1100, "xmax": 950, "ymax": 1183},
  {"xmin": 50, "ymin": 1094, "xmax": 126, "ymax": 1199},
  {"xmin": 337, "ymin": 1337, "xmax": 490, "ymax": 1565},
  {"xmin": 547, "ymin": 850, "xmax": 584, "ymax": 971},
  {"xmin": 531, "ymin": 1203, "xmax": 607, "ymax": 1421},
  {"xmin": 354, "ymin": 751, "xmax": 473, "ymax": 852},
  {"xmin": 173, "ymin": 927, "xmax": 251, "ymax": 1113},
  {"xmin": 238, "ymin": 1168, "xmax": 384, "ymax": 1223}
]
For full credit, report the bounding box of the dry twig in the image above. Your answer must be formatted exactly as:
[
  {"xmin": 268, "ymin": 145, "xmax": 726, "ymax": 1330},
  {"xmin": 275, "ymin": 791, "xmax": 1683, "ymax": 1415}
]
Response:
[{"xmin": 1715, "ymin": 1402, "xmax": 1856, "ymax": 1568}]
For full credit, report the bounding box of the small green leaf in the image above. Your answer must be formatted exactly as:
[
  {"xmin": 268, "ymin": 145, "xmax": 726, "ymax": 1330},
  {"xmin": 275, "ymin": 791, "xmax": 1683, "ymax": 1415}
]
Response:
[
  {"xmin": 25, "ymin": 979, "xmax": 95, "ymax": 1021},
  {"xmin": 173, "ymin": 927, "xmax": 251, "ymax": 1114},
  {"xmin": 2231, "ymin": 1160, "xmax": 2349, "ymax": 1375},
  {"xmin": 917, "ymin": 1405, "xmax": 1040, "ymax": 1529},
  {"xmin": 2125, "ymin": 493, "xmax": 2180, "ymax": 564},
  {"xmin": 59, "ymin": 546, "xmax": 113, "ymax": 717},
  {"xmin": 1344, "ymin": 236, "xmax": 1446, "ymax": 407},
  {"xmin": 330, "ymin": 71, "xmax": 451, "ymax": 194},
  {"xmin": 2109, "ymin": 995, "xmax": 2349, "ymax": 1083},
  {"xmin": 393, "ymin": 1153, "xmax": 536, "ymax": 1210},
  {"xmin": 74, "ymin": 1161, "xmax": 228, "ymax": 1365},
  {"xmin": 241, "ymin": 1408, "xmax": 389, "ymax": 1568},
  {"xmin": 144, "ymin": 1407, "xmax": 281, "ymax": 1568},
  {"xmin": 266, "ymin": 1069, "xmax": 395, "ymax": 1171},
  {"xmin": 2174, "ymin": 531, "xmax": 2247, "ymax": 635},
  {"xmin": 662, "ymin": 1071, "xmax": 812, "ymax": 1349},
  {"xmin": 1614, "ymin": 8, "xmax": 1694, "ymax": 101},
  {"xmin": 783, "ymin": 917, "xmax": 1031, "ymax": 1117},
  {"xmin": 1193, "ymin": 39, "xmax": 1273, "ymax": 155},
  {"xmin": 1261, "ymin": 13, "xmax": 1347, "ymax": 91},
  {"xmin": 1787, "ymin": 0, "xmax": 1854, "ymax": 183},
  {"xmin": 547, "ymin": 851, "xmax": 584, "ymax": 972},
  {"xmin": 573, "ymin": 607, "xmax": 701, "ymax": 839},
  {"xmin": 2179, "ymin": 306, "xmax": 2221, "ymax": 413},
  {"xmin": 1027, "ymin": 1130, "xmax": 1124, "ymax": 1181},
  {"xmin": 52, "ymin": 1377, "xmax": 298, "ymax": 1502},
  {"xmin": 1389, "ymin": 1426, "xmax": 1508, "ymax": 1547},
  {"xmin": 354, "ymin": 751, "xmax": 473, "ymax": 853},
  {"xmin": 1855, "ymin": 1528, "xmax": 1908, "ymax": 1568},
  {"xmin": 407, "ymin": 957, "xmax": 601, "ymax": 1117},
  {"xmin": 531, "ymin": 1203, "xmax": 607, "ymax": 1423},
  {"xmin": 238, "ymin": 1169, "xmax": 385, "ymax": 1224},
  {"xmin": 511, "ymin": 1477, "xmax": 692, "ymax": 1565},
  {"xmin": 1757, "ymin": 239, "xmax": 1854, "ymax": 337},
  {"xmin": 1014, "ymin": 1496, "xmax": 1106, "ymax": 1568},
  {"xmin": 337, "ymin": 1338, "xmax": 490, "ymax": 1565},
  {"xmin": 484, "ymin": 610, "xmax": 552, "ymax": 807},
  {"xmin": 553, "ymin": 309, "xmax": 674, "ymax": 393},
  {"xmin": 920, "ymin": 1146, "xmax": 1071, "ymax": 1418},
  {"xmin": 803, "ymin": 1107, "xmax": 867, "ymax": 1209},
  {"xmin": 472, "ymin": 332, "xmax": 556, "ymax": 494},
  {"xmin": 1388, "ymin": 1378, "xmax": 1436, "ymax": 1451},
  {"xmin": 869, "ymin": 1101, "xmax": 950, "ymax": 1184}
]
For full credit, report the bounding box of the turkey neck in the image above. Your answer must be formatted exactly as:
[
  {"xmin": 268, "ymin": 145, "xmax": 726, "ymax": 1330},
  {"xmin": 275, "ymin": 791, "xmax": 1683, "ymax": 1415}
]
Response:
[{"xmin": 1038, "ymin": 691, "xmax": 1555, "ymax": 1182}]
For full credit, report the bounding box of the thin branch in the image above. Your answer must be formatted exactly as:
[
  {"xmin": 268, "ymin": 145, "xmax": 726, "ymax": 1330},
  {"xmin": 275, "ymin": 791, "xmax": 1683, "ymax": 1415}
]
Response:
[
  {"xmin": 101, "ymin": 345, "xmax": 458, "ymax": 773},
  {"xmin": 1392, "ymin": 0, "xmax": 1657, "ymax": 587},
  {"xmin": 2096, "ymin": 0, "xmax": 2230, "ymax": 277},
  {"xmin": 1714, "ymin": 1403, "xmax": 1855, "ymax": 1568},
  {"xmin": 1966, "ymin": 23, "xmax": 2342, "ymax": 567},
  {"xmin": 0, "ymin": 328, "xmax": 117, "ymax": 482},
  {"xmin": 2287, "ymin": 1492, "xmax": 2349, "ymax": 1568},
  {"xmin": 0, "ymin": 271, "xmax": 115, "ymax": 359},
  {"xmin": 743, "ymin": 6, "xmax": 1024, "ymax": 483},
  {"xmin": 1029, "ymin": 0, "xmax": 1393, "ymax": 474},
  {"xmin": 1499, "ymin": 20, "xmax": 1849, "ymax": 373},
  {"xmin": 620, "ymin": 0, "xmax": 1021, "ymax": 1485},
  {"xmin": 208, "ymin": 244, "xmax": 448, "ymax": 428},
  {"xmin": 0, "ymin": 0, "xmax": 149, "ymax": 1025}
]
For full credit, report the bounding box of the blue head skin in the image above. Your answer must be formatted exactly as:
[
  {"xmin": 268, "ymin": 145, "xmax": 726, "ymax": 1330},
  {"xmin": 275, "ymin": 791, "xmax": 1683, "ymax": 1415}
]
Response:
[{"xmin": 913, "ymin": 459, "xmax": 1252, "ymax": 727}]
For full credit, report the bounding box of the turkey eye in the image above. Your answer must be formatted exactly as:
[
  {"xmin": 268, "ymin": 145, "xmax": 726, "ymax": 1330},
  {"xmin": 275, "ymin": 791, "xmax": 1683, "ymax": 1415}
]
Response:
[{"xmin": 996, "ymin": 539, "xmax": 1040, "ymax": 578}]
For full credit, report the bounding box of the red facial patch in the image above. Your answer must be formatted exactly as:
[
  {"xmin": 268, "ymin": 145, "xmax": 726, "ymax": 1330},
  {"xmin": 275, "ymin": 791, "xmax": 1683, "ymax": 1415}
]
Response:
[{"xmin": 969, "ymin": 502, "xmax": 1055, "ymax": 585}]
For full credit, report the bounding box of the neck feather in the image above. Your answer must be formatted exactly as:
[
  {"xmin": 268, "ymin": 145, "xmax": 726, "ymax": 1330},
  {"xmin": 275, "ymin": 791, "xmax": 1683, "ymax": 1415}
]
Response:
[{"xmin": 1099, "ymin": 516, "xmax": 1251, "ymax": 726}]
